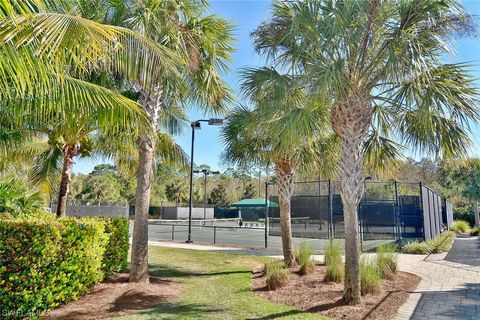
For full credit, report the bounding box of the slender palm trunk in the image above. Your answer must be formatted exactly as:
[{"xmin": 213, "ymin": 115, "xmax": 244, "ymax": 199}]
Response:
[
  {"xmin": 331, "ymin": 93, "xmax": 372, "ymax": 305},
  {"xmin": 130, "ymin": 88, "xmax": 162, "ymax": 283},
  {"xmin": 473, "ymin": 200, "xmax": 479, "ymax": 228},
  {"xmin": 275, "ymin": 161, "xmax": 295, "ymax": 267},
  {"xmin": 56, "ymin": 144, "xmax": 79, "ymax": 217}
]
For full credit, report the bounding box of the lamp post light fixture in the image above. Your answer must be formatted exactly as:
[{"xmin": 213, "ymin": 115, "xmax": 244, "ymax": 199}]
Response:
[{"xmin": 187, "ymin": 118, "xmax": 224, "ymax": 243}]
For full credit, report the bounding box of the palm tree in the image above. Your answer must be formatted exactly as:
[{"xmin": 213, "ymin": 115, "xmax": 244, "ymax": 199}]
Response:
[
  {"xmin": 252, "ymin": 0, "xmax": 479, "ymax": 303},
  {"xmin": 0, "ymin": 0, "xmax": 229, "ymax": 283},
  {"xmin": 0, "ymin": 103, "xmax": 144, "ymax": 217},
  {"xmin": 222, "ymin": 67, "xmax": 337, "ymax": 266},
  {"xmin": 0, "ymin": 0, "xmax": 188, "ymax": 216},
  {"xmin": 96, "ymin": 0, "xmax": 234, "ymax": 283}
]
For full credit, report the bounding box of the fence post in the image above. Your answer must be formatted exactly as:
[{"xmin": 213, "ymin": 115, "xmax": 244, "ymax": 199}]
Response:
[
  {"xmin": 394, "ymin": 180, "xmax": 401, "ymax": 242},
  {"xmin": 318, "ymin": 180, "xmax": 322, "ymax": 230},
  {"xmin": 264, "ymin": 182, "xmax": 269, "ymax": 249},
  {"xmin": 419, "ymin": 182, "xmax": 426, "ymax": 240},
  {"xmin": 172, "ymin": 225, "xmax": 175, "ymax": 241},
  {"xmin": 328, "ymin": 179, "xmax": 334, "ymax": 239}
]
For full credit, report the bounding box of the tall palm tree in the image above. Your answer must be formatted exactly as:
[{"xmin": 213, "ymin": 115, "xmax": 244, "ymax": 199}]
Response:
[
  {"xmin": 94, "ymin": 0, "xmax": 234, "ymax": 283},
  {"xmin": 223, "ymin": 67, "xmax": 337, "ymax": 266},
  {"xmin": 253, "ymin": 0, "xmax": 479, "ymax": 303}
]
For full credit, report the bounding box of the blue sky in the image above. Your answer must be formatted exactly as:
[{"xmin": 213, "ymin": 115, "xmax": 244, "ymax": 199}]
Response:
[{"xmin": 74, "ymin": 0, "xmax": 480, "ymax": 174}]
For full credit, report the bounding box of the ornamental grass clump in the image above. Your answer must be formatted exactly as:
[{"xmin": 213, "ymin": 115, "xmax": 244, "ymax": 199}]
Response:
[
  {"xmin": 470, "ymin": 226, "xmax": 480, "ymax": 236},
  {"xmin": 450, "ymin": 220, "xmax": 470, "ymax": 234},
  {"xmin": 265, "ymin": 261, "xmax": 289, "ymax": 290},
  {"xmin": 295, "ymin": 242, "xmax": 315, "ymax": 275},
  {"xmin": 324, "ymin": 240, "xmax": 344, "ymax": 282},
  {"xmin": 360, "ymin": 258, "xmax": 382, "ymax": 295},
  {"xmin": 428, "ymin": 231, "xmax": 456, "ymax": 253},
  {"xmin": 402, "ymin": 231, "xmax": 456, "ymax": 254},
  {"xmin": 376, "ymin": 243, "xmax": 398, "ymax": 279}
]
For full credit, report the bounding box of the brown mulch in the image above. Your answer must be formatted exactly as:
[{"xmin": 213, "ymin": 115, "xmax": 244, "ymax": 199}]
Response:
[
  {"xmin": 44, "ymin": 273, "xmax": 180, "ymax": 320},
  {"xmin": 252, "ymin": 265, "xmax": 420, "ymax": 320}
]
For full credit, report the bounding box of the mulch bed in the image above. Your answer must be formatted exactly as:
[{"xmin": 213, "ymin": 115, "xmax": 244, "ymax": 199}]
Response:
[
  {"xmin": 44, "ymin": 273, "xmax": 180, "ymax": 319},
  {"xmin": 252, "ymin": 265, "xmax": 420, "ymax": 320}
]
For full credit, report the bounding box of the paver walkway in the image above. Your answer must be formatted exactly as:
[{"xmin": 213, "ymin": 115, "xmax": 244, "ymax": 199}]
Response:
[{"xmin": 395, "ymin": 237, "xmax": 480, "ymax": 320}]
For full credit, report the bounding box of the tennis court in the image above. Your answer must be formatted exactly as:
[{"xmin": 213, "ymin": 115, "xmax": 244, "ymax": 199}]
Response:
[{"xmin": 136, "ymin": 218, "xmax": 390, "ymax": 252}]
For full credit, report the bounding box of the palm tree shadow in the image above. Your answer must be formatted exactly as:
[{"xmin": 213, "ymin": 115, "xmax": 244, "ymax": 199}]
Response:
[{"xmin": 149, "ymin": 263, "xmax": 250, "ymax": 278}]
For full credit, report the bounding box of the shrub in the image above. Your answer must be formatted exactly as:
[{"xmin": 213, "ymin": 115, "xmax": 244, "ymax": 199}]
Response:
[
  {"xmin": 376, "ymin": 243, "xmax": 398, "ymax": 279},
  {"xmin": 450, "ymin": 220, "xmax": 470, "ymax": 234},
  {"xmin": 324, "ymin": 241, "xmax": 344, "ymax": 282},
  {"xmin": 265, "ymin": 261, "xmax": 289, "ymax": 290},
  {"xmin": 0, "ymin": 216, "xmax": 128, "ymax": 319},
  {"xmin": 295, "ymin": 242, "xmax": 315, "ymax": 275},
  {"xmin": 101, "ymin": 218, "xmax": 129, "ymax": 276},
  {"xmin": 360, "ymin": 258, "xmax": 382, "ymax": 295},
  {"xmin": 453, "ymin": 207, "xmax": 475, "ymax": 226},
  {"xmin": 0, "ymin": 179, "xmax": 45, "ymax": 215},
  {"xmin": 470, "ymin": 226, "xmax": 479, "ymax": 236}
]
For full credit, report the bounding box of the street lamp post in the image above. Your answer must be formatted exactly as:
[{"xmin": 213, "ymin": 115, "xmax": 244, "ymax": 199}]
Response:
[
  {"xmin": 193, "ymin": 169, "xmax": 220, "ymax": 220},
  {"xmin": 187, "ymin": 118, "xmax": 223, "ymax": 243}
]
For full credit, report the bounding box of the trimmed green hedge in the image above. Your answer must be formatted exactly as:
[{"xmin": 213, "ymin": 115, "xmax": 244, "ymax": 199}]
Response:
[
  {"xmin": 101, "ymin": 218, "xmax": 129, "ymax": 276},
  {"xmin": 0, "ymin": 216, "xmax": 129, "ymax": 319}
]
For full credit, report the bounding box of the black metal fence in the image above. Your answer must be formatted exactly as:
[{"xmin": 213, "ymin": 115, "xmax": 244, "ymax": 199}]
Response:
[{"xmin": 267, "ymin": 180, "xmax": 452, "ymax": 241}]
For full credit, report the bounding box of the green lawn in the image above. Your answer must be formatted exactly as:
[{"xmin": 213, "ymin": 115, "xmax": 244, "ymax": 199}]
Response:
[{"xmin": 117, "ymin": 246, "xmax": 328, "ymax": 320}]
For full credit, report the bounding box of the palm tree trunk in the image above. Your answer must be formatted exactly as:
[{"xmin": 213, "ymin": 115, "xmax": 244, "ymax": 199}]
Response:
[
  {"xmin": 275, "ymin": 161, "xmax": 295, "ymax": 267},
  {"xmin": 130, "ymin": 88, "xmax": 162, "ymax": 283},
  {"xmin": 473, "ymin": 200, "xmax": 479, "ymax": 228},
  {"xmin": 331, "ymin": 93, "xmax": 372, "ymax": 305},
  {"xmin": 56, "ymin": 144, "xmax": 79, "ymax": 217}
]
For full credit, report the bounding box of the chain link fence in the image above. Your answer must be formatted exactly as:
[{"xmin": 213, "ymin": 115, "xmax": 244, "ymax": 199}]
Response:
[{"xmin": 267, "ymin": 180, "xmax": 452, "ymax": 241}]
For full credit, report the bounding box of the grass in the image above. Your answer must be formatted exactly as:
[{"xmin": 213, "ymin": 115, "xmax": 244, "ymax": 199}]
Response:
[
  {"xmin": 402, "ymin": 231, "xmax": 456, "ymax": 254},
  {"xmin": 376, "ymin": 244, "xmax": 398, "ymax": 279},
  {"xmin": 116, "ymin": 246, "xmax": 328, "ymax": 320},
  {"xmin": 360, "ymin": 258, "xmax": 382, "ymax": 295},
  {"xmin": 265, "ymin": 261, "xmax": 289, "ymax": 290},
  {"xmin": 295, "ymin": 242, "xmax": 316, "ymax": 275},
  {"xmin": 324, "ymin": 241, "xmax": 344, "ymax": 282},
  {"xmin": 450, "ymin": 220, "xmax": 470, "ymax": 234}
]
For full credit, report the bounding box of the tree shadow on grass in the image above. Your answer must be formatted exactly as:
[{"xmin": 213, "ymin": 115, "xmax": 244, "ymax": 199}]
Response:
[
  {"xmin": 149, "ymin": 263, "xmax": 251, "ymax": 278},
  {"xmin": 246, "ymin": 310, "xmax": 305, "ymax": 320},
  {"xmin": 134, "ymin": 302, "xmax": 227, "ymax": 318}
]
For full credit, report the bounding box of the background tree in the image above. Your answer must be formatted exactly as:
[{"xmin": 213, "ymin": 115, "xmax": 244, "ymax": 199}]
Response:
[
  {"xmin": 209, "ymin": 184, "xmax": 230, "ymax": 208},
  {"xmin": 447, "ymin": 159, "xmax": 480, "ymax": 227},
  {"xmin": 253, "ymin": 0, "xmax": 479, "ymax": 303},
  {"xmin": 165, "ymin": 181, "xmax": 189, "ymax": 206},
  {"xmin": 242, "ymin": 183, "xmax": 257, "ymax": 199},
  {"xmin": 81, "ymin": 174, "xmax": 126, "ymax": 206}
]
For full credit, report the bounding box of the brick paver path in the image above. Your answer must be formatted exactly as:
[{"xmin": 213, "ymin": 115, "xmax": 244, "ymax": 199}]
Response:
[{"xmin": 396, "ymin": 237, "xmax": 480, "ymax": 320}]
